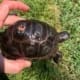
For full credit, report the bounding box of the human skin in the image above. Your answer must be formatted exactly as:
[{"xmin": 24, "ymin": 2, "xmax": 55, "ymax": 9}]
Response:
[{"xmin": 0, "ymin": 0, "xmax": 31, "ymax": 74}]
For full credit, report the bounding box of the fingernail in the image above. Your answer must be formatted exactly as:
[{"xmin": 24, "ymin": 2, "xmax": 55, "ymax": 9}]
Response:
[{"xmin": 25, "ymin": 61, "xmax": 32, "ymax": 67}]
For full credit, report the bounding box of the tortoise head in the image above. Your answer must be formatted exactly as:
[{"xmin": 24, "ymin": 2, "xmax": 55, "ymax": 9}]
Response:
[{"xmin": 57, "ymin": 31, "xmax": 69, "ymax": 43}]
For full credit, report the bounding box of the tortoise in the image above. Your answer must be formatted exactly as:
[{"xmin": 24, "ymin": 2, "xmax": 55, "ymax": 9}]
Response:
[{"xmin": 0, "ymin": 20, "xmax": 69, "ymax": 63}]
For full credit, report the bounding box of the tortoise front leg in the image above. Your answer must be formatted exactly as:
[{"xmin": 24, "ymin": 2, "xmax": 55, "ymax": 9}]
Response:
[{"xmin": 53, "ymin": 51, "xmax": 62, "ymax": 63}]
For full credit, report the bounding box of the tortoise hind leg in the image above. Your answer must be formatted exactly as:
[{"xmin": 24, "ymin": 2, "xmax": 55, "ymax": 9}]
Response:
[{"xmin": 53, "ymin": 51, "xmax": 62, "ymax": 63}]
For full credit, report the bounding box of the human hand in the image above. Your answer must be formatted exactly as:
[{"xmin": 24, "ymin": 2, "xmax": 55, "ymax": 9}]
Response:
[
  {"xmin": 0, "ymin": 0, "xmax": 31, "ymax": 74},
  {"xmin": 0, "ymin": 0, "xmax": 30, "ymax": 27},
  {"xmin": 0, "ymin": 54, "xmax": 31, "ymax": 74}
]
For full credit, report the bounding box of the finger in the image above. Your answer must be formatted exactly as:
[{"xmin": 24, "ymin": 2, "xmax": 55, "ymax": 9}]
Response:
[
  {"xmin": 3, "ymin": 1, "xmax": 30, "ymax": 11},
  {"xmin": 0, "ymin": 5, "xmax": 9, "ymax": 28},
  {"xmin": 4, "ymin": 15, "xmax": 24, "ymax": 26},
  {"xmin": 15, "ymin": 59, "xmax": 31, "ymax": 68},
  {"xmin": 4, "ymin": 59, "xmax": 31, "ymax": 74}
]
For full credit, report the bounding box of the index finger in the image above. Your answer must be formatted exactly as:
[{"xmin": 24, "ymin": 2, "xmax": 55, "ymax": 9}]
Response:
[{"xmin": 3, "ymin": 0, "xmax": 30, "ymax": 11}]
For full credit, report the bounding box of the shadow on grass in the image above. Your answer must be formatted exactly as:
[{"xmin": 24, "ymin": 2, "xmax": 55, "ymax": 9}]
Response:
[
  {"xmin": 20, "ymin": 60, "xmax": 70, "ymax": 80},
  {"xmin": 0, "ymin": 73, "xmax": 9, "ymax": 80}
]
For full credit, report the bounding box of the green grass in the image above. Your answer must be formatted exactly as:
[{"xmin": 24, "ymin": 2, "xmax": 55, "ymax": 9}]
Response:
[{"xmin": 1, "ymin": 0, "xmax": 80, "ymax": 80}]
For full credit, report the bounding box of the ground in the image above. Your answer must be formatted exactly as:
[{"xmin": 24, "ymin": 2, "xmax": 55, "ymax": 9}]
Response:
[{"xmin": 0, "ymin": 0, "xmax": 80, "ymax": 80}]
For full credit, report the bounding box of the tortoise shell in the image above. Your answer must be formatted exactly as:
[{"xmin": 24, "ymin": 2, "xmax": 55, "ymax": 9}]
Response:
[{"xmin": 0, "ymin": 20, "xmax": 69, "ymax": 63}]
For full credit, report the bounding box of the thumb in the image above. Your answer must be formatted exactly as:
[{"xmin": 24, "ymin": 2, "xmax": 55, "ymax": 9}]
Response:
[
  {"xmin": 15, "ymin": 59, "xmax": 31, "ymax": 68},
  {"xmin": 4, "ymin": 59, "xmax": 31, "ymax": 74}
]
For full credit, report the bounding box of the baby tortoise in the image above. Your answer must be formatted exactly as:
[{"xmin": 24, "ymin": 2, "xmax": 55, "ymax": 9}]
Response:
[{"xmin": 0, "ymin": 20, "xmax": 69, "ymax": 63}]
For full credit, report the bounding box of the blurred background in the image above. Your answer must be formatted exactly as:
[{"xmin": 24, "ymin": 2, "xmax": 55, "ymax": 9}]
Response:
[{"xmin": 1, "ymin": 0, "xmax": 80, "ymax": 80}]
